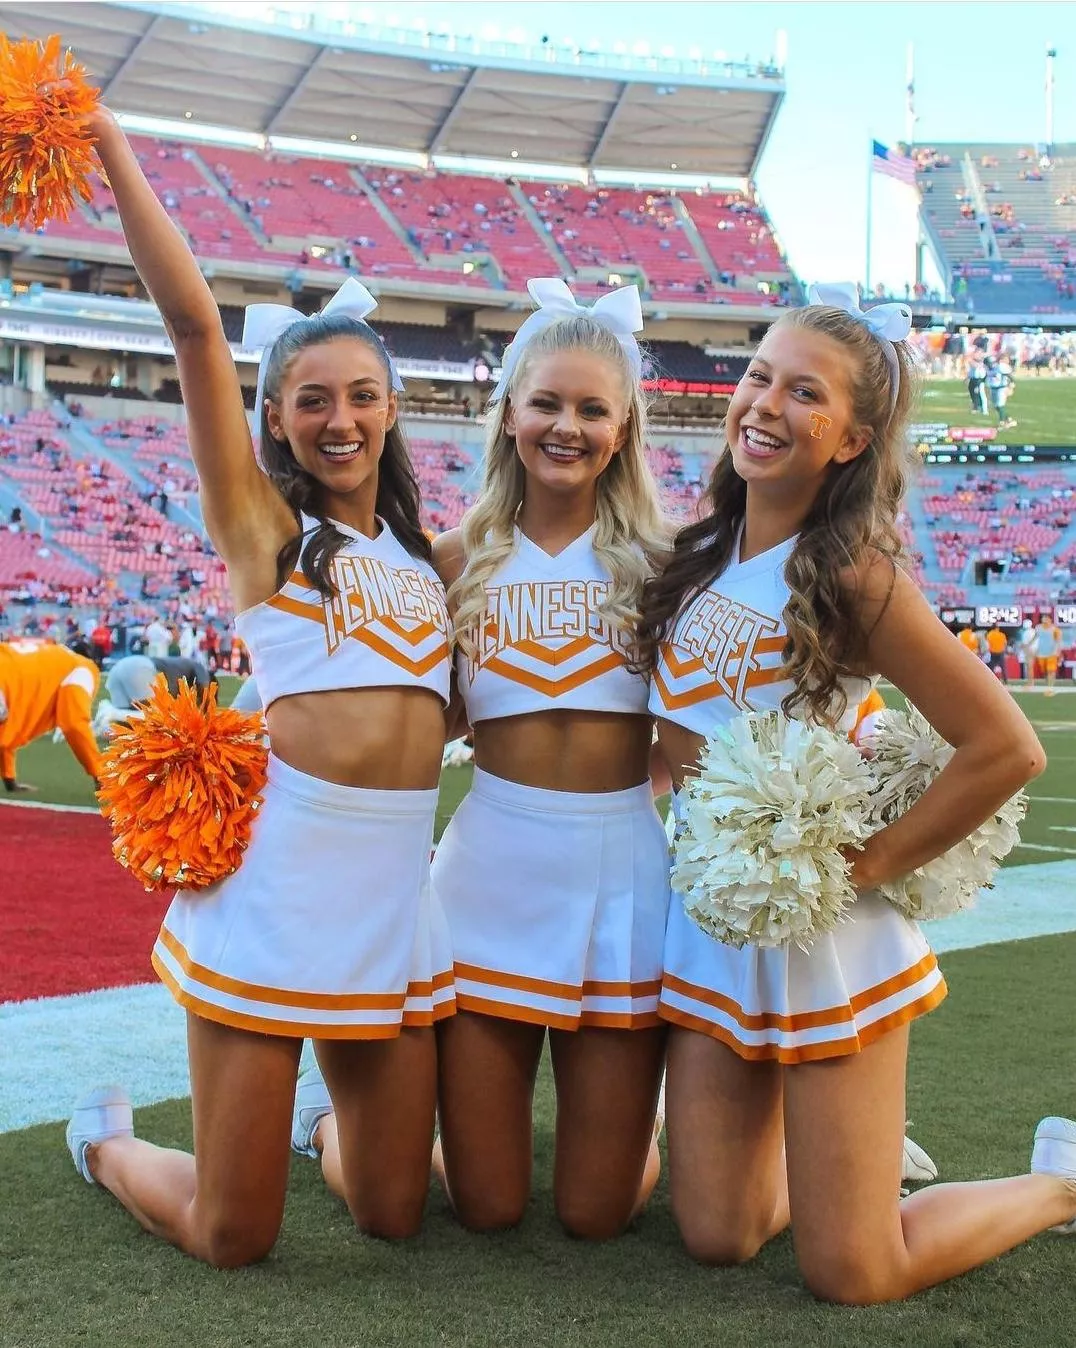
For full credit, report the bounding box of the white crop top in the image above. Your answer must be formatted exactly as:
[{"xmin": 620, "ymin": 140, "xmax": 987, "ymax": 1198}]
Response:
[
  {"xmin": 649, "ymin": 531, "xmax": 872, "ymax": 736},
  {"xmin": 235, "ymin": 515, "xmax": 451, "ymax": 711},
  {"xmin": 458, "ymin": 525, "xmax": 649, "ymax": 723}
]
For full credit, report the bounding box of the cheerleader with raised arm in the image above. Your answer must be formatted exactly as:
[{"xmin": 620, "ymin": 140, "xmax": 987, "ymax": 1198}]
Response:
[
  {"xmin": 63, "ymin": 107, "xmax": 454, "ymax": 1267},
  {"xmin": 636, "ymin": 285, "xmax": 1075, "ymax": 1302}
]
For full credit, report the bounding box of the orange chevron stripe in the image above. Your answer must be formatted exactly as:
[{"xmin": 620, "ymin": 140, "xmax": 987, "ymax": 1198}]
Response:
[
  {"xmin": 482, "ymin": 649, "xmax": 626, "ymax": 697},
  {"xmin": 511, "ymin": 634, "xmax": 595, "ymax": 665},
  {"xmin": 354, "ymin": 627, "xmax": 451, "ymax": 675},
  {"xmin": 268, "ymin": 592, "xmax": 323, "ymax": 621}
]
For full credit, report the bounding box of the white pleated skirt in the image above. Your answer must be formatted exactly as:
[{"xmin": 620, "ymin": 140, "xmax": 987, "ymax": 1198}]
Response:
[
  {"xmin": 431, "ymin": 768, "xmax": 670, "ymax": 1030},
  {"xmin": 152, "ymin": 754, "xmax": 455, "ymax": 1039},
  {"xmin": 660, "ymin": 888, "xmax": 947, "ymax": 1063}
]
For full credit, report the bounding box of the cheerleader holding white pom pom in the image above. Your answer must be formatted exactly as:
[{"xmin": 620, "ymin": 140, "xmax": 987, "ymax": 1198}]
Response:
[
  {"xmin": 434, "ymin": 279, "xmax": 672, "ymax": 1236},
  {"xmin": 635, "ymin": 284, "xmax": 1076, "ymax": 1302},
  {"xmin": 64, "ymin": 107, "xmax": 455, "ymax": 1266}
]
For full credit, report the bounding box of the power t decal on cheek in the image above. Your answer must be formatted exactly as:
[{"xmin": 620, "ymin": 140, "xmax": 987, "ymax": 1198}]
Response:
[{"xmin": 808, "ymin": 412, "xmax": 832, "ymax": 440}]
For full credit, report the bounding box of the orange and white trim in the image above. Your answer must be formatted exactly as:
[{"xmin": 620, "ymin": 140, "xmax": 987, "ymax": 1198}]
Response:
[
  {"xmin": 153, "ymin": 754, "xmax": 455, "ymax": 1041},
  {"xmin": 152, "ymin": 928, "xmax": 455, "ymax": 1040},
  {"xmin": 659, "ymin": 889, "xmax": 947, "ymax": 1063},
  {"xmin": 432, "ymin": 768, "xmax": 670, "ymax": 1033},
  {"xmin": 453, "ymin": 960, "xmax": 662, "ymax": 1031}
]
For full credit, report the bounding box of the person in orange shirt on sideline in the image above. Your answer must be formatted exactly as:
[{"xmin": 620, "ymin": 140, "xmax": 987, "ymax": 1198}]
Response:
[
  {"xmin": 0, "ymin": 640, "xmax": 101, "ymax": 793},
  {"xmin": 957, "ymin": 625, "xmax": 981, "ymax": 656},
  {"xmin": 985, "ymin": 625, "xmax": 1009, "ymax": 682}
]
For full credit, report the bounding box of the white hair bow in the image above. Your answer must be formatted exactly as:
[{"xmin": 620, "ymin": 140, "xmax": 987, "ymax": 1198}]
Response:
[
  {"xmin": 242, "ymin": 276, "xmax": 404, "ymax": 419},
  {"xmin": 489, "ymin": 277, "xmax": 644, "ymax": 402},
  {"xmin": 807, "ymin": 283, "xmax": 912, "ymax": 411}
]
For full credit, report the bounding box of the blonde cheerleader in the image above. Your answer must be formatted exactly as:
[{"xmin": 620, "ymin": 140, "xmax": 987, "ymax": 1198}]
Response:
[
  {"xmin": 62, "ymin": 107, "xmax": 454, "ymax": 1266},
  {"xmin": 635, "ymin": 284, "xmax": 1075, "ymax": 1301},
  {"xmin": 436, "ymin": 280, "xmax": 669, "ymax": 1236}
]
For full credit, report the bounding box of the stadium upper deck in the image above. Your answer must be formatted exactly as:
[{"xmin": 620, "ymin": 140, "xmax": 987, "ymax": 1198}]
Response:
[
  {"xmin": 0, "ymin": 1, "xmax": 796, "ymax": 321},
  {"xmin": 916, "ymin": 142, "xmax": 1076, "ymax": 319}
]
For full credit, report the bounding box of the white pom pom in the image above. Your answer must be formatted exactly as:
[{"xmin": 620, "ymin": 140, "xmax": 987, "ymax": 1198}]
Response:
[
  {"xmin": 867, "ymin": 706, "xmax": 1028, "ymax": 920},
  {"xmin": 672, "ymin": 711, "xmax": 875, "ymax": 950}
]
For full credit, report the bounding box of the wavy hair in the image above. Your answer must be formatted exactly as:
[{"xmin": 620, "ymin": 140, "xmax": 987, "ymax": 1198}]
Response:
[
  {"xmin": 634, "ymin": 303, "xmax": 919, "ymax": 726},
  {"xmin": 259, "ymin": 313, "xmax": 430, "ymax": 596},
  {"xmin": 450, "ymin": 315, "xmax": 669, "ymax": 655}
]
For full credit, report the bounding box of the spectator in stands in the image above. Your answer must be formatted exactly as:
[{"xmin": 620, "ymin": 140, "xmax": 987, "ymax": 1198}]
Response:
[
  {"xmin": 984, "ymin": 624, "xmax": 1009, "ymax": 681},
  {"xmin": 0, "ymin": 638, "xmax": 101, "ymax": 792},
  {"xmin": 64, "ymin": 105, "xmax": 452, "ymax": 1270}
]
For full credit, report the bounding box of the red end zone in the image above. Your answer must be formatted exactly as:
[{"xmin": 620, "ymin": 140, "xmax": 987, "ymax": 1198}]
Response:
[{"xmin": 0, "ymin": 805, "xmax": 169, "ymax": 1003}]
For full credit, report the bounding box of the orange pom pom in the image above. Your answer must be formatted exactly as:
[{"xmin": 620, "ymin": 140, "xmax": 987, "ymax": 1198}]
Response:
[
  {"xmin": 0, "ymin": 34, "xmax": 100, "ymax": 231},
  {"xmin": 97, "ymin": 675, "xmax": 269, "ymax": 894}
]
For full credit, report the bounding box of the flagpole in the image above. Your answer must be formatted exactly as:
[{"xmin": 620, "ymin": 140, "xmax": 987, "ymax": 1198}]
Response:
[{"xmin": 865, "ymin": 138, "xmax": 874, "ymax": 295}]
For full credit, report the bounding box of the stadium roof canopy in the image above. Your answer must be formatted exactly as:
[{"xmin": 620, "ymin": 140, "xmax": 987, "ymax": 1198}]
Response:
[{"xmin": 0, "ymin": 0, "xmax": 784, "ymax": 179}]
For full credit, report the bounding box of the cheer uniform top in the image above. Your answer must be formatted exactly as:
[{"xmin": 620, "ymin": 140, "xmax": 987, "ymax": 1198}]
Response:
[
  {"xmin": 236, "ymin": 514, "xmax": 451, "ymax": 711},
  {"xmin": 151, "ymin": 514, "xmax": 456, "ymax": 1040},
  {"xmin": 651, "ymin": 531, "xmax": 946, "ymax": 1062},
  {"xmin": 458, "ymin": 524, "xmax": 649, "ymax": 722},
  {"xmin": 433, "ymin": 526, "xmax": 668, "ymax": 1029}
]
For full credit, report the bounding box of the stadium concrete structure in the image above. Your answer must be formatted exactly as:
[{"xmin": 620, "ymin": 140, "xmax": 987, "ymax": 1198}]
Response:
[{"xmin": 0, "ymin": 2, "xmax": 1074, "ymax": 652}]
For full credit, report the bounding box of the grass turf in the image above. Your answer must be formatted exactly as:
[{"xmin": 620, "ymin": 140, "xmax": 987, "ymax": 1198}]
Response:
[
  {"xmin": 1, "ymin": 932, "xmax": 1073, "ymax": 1348},
  {"xmin": 914, "ymin": 376, "xmax": 1076, "ymax": 447},
  {"xmin": 11, "ymin": 683, "xmax": 1076, "ymax": 862}
]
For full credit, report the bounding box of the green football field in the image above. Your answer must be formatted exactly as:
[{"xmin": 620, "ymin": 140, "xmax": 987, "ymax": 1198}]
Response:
[
  {"xmin": 2, "ymin": 680, "xmax": 1075, "ymax": 1346},
  {"xmin": 913, "ymin": 376, "xmax": 1076, "ymax": 448},
  {"xmin": 14, "ymin": 678, "xmax": 1076, "ymax": 865}
]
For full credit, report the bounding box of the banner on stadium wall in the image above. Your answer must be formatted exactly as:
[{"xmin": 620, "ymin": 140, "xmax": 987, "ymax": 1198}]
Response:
[{"xmin": 0, "ymin": 317, "xmax": 476, "ymax": 382}]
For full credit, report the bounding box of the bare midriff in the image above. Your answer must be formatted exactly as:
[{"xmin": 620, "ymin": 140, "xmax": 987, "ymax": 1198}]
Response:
[
  {"xmin": 266, "ymin": 686, "xmax": 447, "ymax": 789},
  {"xmin": 474, "ymin": 709, "xmax": 653, "ymax": 793},
  {"xmin": 654, "ymin": 720, "xmax": 707, "ymax": 795}
]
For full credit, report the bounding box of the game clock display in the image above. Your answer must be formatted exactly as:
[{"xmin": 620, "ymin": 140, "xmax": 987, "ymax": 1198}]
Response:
[
  {"xmin": 1054, "ymin": 605, "xmax": 1076, "ymax": 627},
  {"xmin": 975, "ymin": 605, "xmax": 1023, "ymax": 627}
]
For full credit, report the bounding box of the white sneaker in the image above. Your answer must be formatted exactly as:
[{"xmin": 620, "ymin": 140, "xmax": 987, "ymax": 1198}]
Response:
[
  {"xmin": 66, "ymin": 1085, "xmax": 133, "ymax": 1184},
  {"xmin": 901, "ymin": 1134, "xmax": 938, "ymax": 1184},
  {"xmin": 1031, "ymin": 1116, "xmax": 1076, "ymax": 1233},
  {"xmin": 292, "ymin": 1065, "xmax": 333, "ymax": 1158}
]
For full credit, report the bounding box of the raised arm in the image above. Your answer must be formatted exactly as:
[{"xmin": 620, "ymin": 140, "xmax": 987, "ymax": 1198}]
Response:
[{"xmin": 88, "ymin": 110, "xmax": 285, "ymax": 562}]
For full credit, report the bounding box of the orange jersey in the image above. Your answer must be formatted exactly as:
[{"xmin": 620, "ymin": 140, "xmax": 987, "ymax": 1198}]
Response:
[
  {"xmin": 0, "ymin": 640, "xmax": 101, "ymax": 781},
  {"xmin": 851, "ymin": 687, "xmax": 886, "ymax": 744},
  {"xmin": 986, "ymin": 628, "xmax": 1007, "ymax": 654},
  {"xmin": 958, "ymin": 628, "xmax": 980, "ymax": 652}
]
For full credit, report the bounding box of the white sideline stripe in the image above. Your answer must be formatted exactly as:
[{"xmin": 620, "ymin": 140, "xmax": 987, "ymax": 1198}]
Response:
[
  {"xmin": 0, "ymin": 798, "xmax": 99, "ymax": 815},
  {"xmin": 1030, "ymin": 795, "xmax": 1076, "ymax": 804},
  {"xmin": 2, "ymin": 862, "xmax": 1075, "ymax": 1134},
  {"xmin": 0, "ymin": 984, "xmax": 319, "ymax": 1133},
  {"xmin": 1016, "ymin": 842, "xmax": 1076, "ymax": 854}
]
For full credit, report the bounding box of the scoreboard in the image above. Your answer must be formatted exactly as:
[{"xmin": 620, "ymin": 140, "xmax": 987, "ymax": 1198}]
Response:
[{"xmin": 937, "ymin": 604, "xmax": 1076, "ymax": 628}]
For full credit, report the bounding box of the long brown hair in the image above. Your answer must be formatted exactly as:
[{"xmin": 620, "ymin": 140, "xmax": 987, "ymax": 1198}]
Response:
[
  {"xmin": 634, "ymin": 303, "xmax": 919, "ymax": 726},
  {"xmin": 259, "ymin": 314, "xmax": 430, "ymax": 596}
]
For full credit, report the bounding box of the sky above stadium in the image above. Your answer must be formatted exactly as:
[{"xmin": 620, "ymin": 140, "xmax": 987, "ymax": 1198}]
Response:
[{"xmin": 207, "ymin": 2, "xmax": 1076, "ymax": 294}]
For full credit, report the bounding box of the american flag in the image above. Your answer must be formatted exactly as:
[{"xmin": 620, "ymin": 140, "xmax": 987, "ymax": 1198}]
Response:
[{"xmin": 872, "ymin": 139, "xmax": 917, "ymax": 187}]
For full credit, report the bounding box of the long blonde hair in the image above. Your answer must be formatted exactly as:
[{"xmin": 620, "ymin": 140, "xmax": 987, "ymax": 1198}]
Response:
[{"xmin": 451, "ymin": 315, "xmax": 669, "ymax": 656}]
